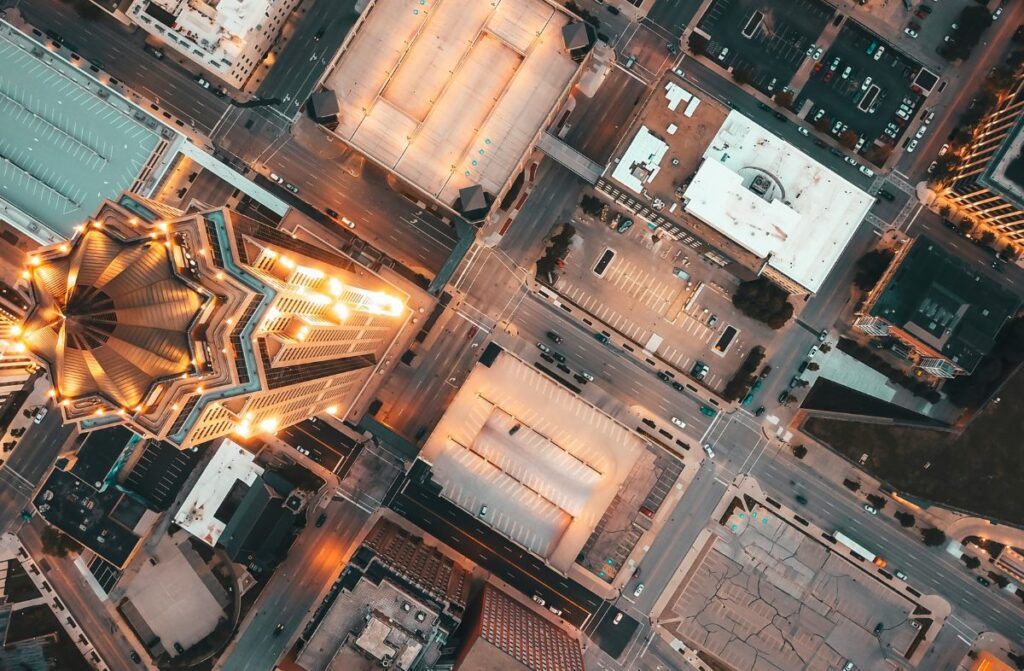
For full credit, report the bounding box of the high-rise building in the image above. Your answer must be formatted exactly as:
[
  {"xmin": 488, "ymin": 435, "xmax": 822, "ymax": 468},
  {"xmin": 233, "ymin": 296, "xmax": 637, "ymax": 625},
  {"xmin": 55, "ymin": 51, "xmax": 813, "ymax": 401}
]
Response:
[
  {"xmin": 16, "ymin": 194, "xmax": 406, "ymax": 448},
  {"xmin": 0, "ymin": 282, "xmax": 34, "ymax": 409},
  {"xmin": 453, "ymin": 583, "xmax": 584, "ymax": 671},
  {"xmin": 126, "ymin": 0, "xmax": 300, "ymax": 89},
  {"xmin": 942, "ymin": 73, "xmax": 1024, "ymax": 240},
  {"xmin": 853, "ymin": 236, "xmax": 1020, "ymax": 377}
]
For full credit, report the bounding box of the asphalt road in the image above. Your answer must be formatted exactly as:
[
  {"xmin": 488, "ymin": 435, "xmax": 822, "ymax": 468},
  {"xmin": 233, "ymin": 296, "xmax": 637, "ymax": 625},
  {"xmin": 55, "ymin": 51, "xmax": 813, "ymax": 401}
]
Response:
[
  {"xmin": 645, "ymin": 0, "xmax": 707, "ymax": 38},
  {"xmin": 254, "ymin": 0, "xmax": 359, "ymax": 119},
  {"xmin": 749, "ymin": 449, "xmax": 1024, "ymax": 644},
  {"xmin": 19, "ymin": 518, "xmax": 140, "ymax": 671},
  {"xmin": 218, "ymin": 497, "xmax": 370, "ymax": 671},
  {"xmin": 0, "ymin": 407, "xmax": 73, "ymax": 533},
  {"xmin": 388, "ymin": 461, "xmax": 605, "ymax": 630}
]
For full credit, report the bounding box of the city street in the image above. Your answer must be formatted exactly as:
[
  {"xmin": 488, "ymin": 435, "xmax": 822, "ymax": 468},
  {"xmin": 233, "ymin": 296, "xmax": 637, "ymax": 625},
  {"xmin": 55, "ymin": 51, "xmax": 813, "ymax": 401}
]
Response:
[
  {"xmin": 218, "ymin": 497, "xmax": 370, "ymax": 671},
  {"xmin": 0, "ymin": 407, "xmax": 73, "ymax": 533}
]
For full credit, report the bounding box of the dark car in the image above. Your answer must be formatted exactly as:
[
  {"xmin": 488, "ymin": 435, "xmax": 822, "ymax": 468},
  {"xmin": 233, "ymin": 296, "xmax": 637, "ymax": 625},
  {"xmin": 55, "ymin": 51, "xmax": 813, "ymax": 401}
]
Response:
[
  {"xmin": 877, "ymin": 189, "xmax": 895, "ymax": 201},
  {"xmin": 758, "ymin": 102, "xmax": 771, "ymax": 111},
  {"xmin": 773, "ymin": 111, "xmax": 787, "ymax": 122},
  {"xmin": 130, "ymin": 652, "xmax": 142, "ymax": 663},
  {"xmin": 873, "ymin": 622, "xmax": 884, "ymax": 636},
  {"xmin": 657, "ymin": 371, "xmax": 671, "ymax": 382},
  {"xmin": 671, "ymin": 381, "xmax": 685, "ymax": 392},
  {"xmin": 759, "ymin": 365, "xmax": 772, "ymax": 379},
  {"xmin": 616, "ymin": 218, "xmax": 634, "ymax": 234},
  {"xmin": 285, "ymin": 182, "xmax": 300, "ymax": 194},
  {"xmin": 976, "ymin": 576, "xmax": 991, "ymax": 587},
  {"xmin": 795, "ymin": 495, "xmax": 808, "ymax": 505},
  {"xmin": 143, "ymin": 44, "xmax": 165, "ymax": 59},
  {"xmin": 546, "ymin": 331, "xmax": 563, "ymax": 344},
  {"xmin": 552, "ymin": 352, "xmax": 566, "ymax": 363},
  {"xmin": 778, "ymin": 390, "xmax": 790, "ymax": 403},
  {"xmin": 315, "ymin": 512, "xmax": 327, "ymax": 527},
  {"xmin": 325, "ymin": 208, "xmax": 340, "ymax": 219},
  {"xmin": 754, "ymin": 406, "xmax": 766, "ymax": 416},
  {"xmin": 594, "ymin": 332, "xmax": 610, "ymax": 344},
  {"xmin": 273, "ymin": 623, "xmax": 285, "ymax": 636}
]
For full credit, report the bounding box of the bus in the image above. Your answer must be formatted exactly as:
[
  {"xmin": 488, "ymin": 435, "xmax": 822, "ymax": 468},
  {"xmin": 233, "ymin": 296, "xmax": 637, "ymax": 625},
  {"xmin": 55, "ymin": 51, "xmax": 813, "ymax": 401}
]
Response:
[{"xmin": 833, "ymin": 530, "xmax": 886, "ymax": 568}]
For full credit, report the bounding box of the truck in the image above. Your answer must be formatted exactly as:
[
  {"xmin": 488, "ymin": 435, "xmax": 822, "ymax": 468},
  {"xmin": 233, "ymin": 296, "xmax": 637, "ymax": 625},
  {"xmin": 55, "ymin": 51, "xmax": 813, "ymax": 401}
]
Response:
[{"xmin": 833, "ymin": 530, "xmax": 886, "ymax": 568}]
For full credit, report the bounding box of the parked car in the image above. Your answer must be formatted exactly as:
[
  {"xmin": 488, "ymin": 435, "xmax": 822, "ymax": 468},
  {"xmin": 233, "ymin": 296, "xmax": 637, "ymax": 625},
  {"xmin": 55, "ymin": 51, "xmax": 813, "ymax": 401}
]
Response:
[
  {"xmin": 702, "ymin": 443, "xmax": 715, "ymax": 459},
  {"xmin": 907, "ymin": 139, "xmax": 919, "ymax": 153},
  {"xmin": 861, "ymin": 76, "xmax": 873, "ymax": 91},
  {"xmin": 797, "ymin": 126, "xmax": 810, "ymax": 136},
  {"xmin": 859, "ymin": 165, "xmax": 875, "ymax": 177},
  {"xmin": 759, "ymin": 365, "xmax": 772, "ymax": 379},
  {"xmin": 33, "ymin": 407, "xmax": 47, "ymax": 424},
  {"xmin": 754, "ymin": 406, "xmax": 766, "ymax": 416},
  {"xmin": 633, "ymin": 583, "xmax": 645, "ymax": 597},
  {"xmin": 285, "ymin": 182, "xmax": 299, "ymax": 194},
  {"xmin": 904, "ymin": 25, "xmax": 919, "ymax": 39},
  {"xmin": 315, "ymin": 512, "xmax": 327, "ymax": 527},
  {"xmin": 938, "ymin": 143, "xmax": 949, "ymax": 156},
  {"xmin": 616, "ymin": 218, "xmax": 633, "ymax": 234},
  {"xmin": 863, "ymin": 504, "xmax": 878, "ymax": 515},
  {"xmin": 808, "ymin": 345, "xmax": 819, "ymax": 358},
  {"xmin": 873, "ymin": 45, "xmax": 885, "ymax": 61},
  {"xmin": 479, "ymin": 504, "xmax": 488, "ymax": 517},
  {"xmin": 778, "ymin": 390, "xmax": 790, "ymax": 403},
  {"xmin": 613, "ymin": 612, "xmax": 624, "ymax": 625},
  {"xmin": 269, "ymin": 172, "xmax": 285, "ymax": 184},
  {"xmin": 818, "ymin": 330, "xmax": 828, "ymax": 342},
  {"xmin": 532, "ymin": 594, "xmax": 546, "ymax": 606},
  {"xmin": 671, "ymin": 381, "xmax": 685, "ymax": 392},
  {"xmin": 895, "ymin": 569, "xmax": 908, "ymax": 581},
  {"xmin": 552, "ymin": 352, "xmax": 566, "ymax": 363},
  {"xmin": 657, "ymin": 371, "xmax": 671, "ymax": 382}
]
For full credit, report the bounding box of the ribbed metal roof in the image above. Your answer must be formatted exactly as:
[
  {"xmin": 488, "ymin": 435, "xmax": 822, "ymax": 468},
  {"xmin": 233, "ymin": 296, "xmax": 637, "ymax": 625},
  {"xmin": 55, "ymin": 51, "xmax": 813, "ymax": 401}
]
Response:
[{"xmin": 23, "ymin": 229, "xmax": 205, "ymax": 409}]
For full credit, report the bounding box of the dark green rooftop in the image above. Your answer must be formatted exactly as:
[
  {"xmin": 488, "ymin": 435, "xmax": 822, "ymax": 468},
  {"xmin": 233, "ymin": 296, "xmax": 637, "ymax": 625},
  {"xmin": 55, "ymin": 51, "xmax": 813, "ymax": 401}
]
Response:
[{"xmin": 869, "ymin": 236, "xmax": 1020, "ymax": 373}]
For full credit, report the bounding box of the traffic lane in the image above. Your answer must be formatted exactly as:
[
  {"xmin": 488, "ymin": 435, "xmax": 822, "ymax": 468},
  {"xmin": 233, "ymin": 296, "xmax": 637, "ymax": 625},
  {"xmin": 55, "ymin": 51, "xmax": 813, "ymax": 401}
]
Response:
[
  {"xmin": 631, "ymin": 466, "xmax": 726, "ymax": 614},
  {"xmin": 899, "ymin": 1, "xmax": 1024, "ymax": 179},
  {"xmin": 220, "ymin": 498, "xmax": 369, "ymax": 671},
  {"xmin": 256, "ymin": 0, "xmax": 359, "ymax": 116},
  {"xmin": 646, "ymin": 0, "xmax": 706, "ymax": 37},
  {"xmin": 6, "ymin": 410, "xmax": 73, "ymax": 485},
  {"xmin": 910, "ymin": 209, "xmax": 1023, "ymax": 289},
  {"xmin": 19, "ymin": 521, "xmax": 138, "ymax": 671},
  {"xmin": 16, "ymin": 0, "xmax": 227, "ymax": 131},
  {"xmin": 391, "ymin": 476, "xmax": 605, "ymax": 628},
  {"xmin": 277, "ymin": 425, "xmax": 343, "ymax": 472},
  {"xmin": 512, "ymin": 293, "xmax": 715, "ymax": 439},
  {"xmin": 563, "ymin": 67, "xmax": 648, "ymax": 163},
  {"xmin": 752, "ymin": 456, "xmax": 1024, "ymax": 639}
]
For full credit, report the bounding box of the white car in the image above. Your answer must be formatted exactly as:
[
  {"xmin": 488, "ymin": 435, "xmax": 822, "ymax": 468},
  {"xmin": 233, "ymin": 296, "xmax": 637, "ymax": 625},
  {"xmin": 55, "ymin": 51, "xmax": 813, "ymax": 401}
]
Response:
[
  {"xmin": 717, "ymin": 47, "xmax": 729, "ymax": 61},
  {"xmin": 33, "ymin": 407, "xmax": 48, "ymax": 424},
  {"xmin": 895, "ymin": 570, "xmax": 908, "ymax": 581},
  {"xmin": 813, "ymin": 47, "xmax": 823, "ymax": 61},
  {"xmin": 613, "ymin": 613, "xmax": 624, "ymax": 625},
  {"xmin": 915, "ymin": 125, "xmax": 928, "ymax": 139},
  {"xmin": 532, "ymin": 595, "xmax": 546, "ymax": 606},
  {"xmin": 927, "ymin": 161, "xmax": 937, "ymax": 174},
  {"xmin": 808, "ymin": 345, "xmax": 819, "ymax": 358},
  {"xmin": 633, "ymin": 583, "xmax": 645, "ymax": 598},
  {"xmin": 873, "ymin": 45, "xmax": 885, "ymax": 61},
  {"xmin": 671, "ymin": 416, "xmax": 686, "ymax": 429},
  {"xmin": 854, "ymin": 137, "xmax": 866, "ymax": 152},
  {"xmin": 537, "ymin": 342, "xmax": 550, "ymax": 353},
  {"xmin": 798, "ymin": 126, "xmax": 810, "ymax": 136},
  {"xmin": 859, "ymin": 165, "xmax": 875, "ymax": 177},
  {"xmin": 841, "ymin": 65, "xmax": 852, "ymax": 79},
  {"xmin": 863, "ymin": 504, "xmax": 878, "ymax": 515},
  {"xmin": 993, "ymin": 6, "xmax": 1003, "ymax": 20},
  {"xmin": 907, "ymin": 139, "xmax": 919, "ymax": 153},
  {"xmin": 813, "ymin": 108, "xmax": 826, "ymax": 122},
  {"xmin": 861, "ymin": 76, "xmax": 873, "ymax": 91},
  {"xmin": 703, "ymin": 443, "xmax": 715, "ymax": 459},
  {"xmin": 269, "ymin": 172, "xmax": 284, "ymax": 185},
  {"xmin": 904, "ymin": 26, "xmax": 919, "ymax": 39},
  {"xmin": 844, "ymin": 155, "xmax": 857, "ymax": 166},
  {"xmin": 938, "ymin": 143, "xmax": 949, "ymax": 156}
]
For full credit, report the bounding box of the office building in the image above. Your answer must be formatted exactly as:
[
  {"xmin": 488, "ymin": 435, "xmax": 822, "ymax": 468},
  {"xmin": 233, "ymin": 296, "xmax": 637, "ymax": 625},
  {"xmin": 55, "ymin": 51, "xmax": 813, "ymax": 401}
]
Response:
[
  {"xmin": 854, "ymin": 236, "xmax": 1020, "ymax": 377},
  {"xmin": 17, "ymin": 194, "xmax": 406, "ymax": 449},
  {"xmin": 127, "ymin": 0, "xmax": 300, "ymax": 89},
  {"xmin": 453, "ymin": 583, "xmax": 584, "ymax": 671},
  {"xmin": 942, "ymin": 73, "xmax": 1024, "ymax": 240}
]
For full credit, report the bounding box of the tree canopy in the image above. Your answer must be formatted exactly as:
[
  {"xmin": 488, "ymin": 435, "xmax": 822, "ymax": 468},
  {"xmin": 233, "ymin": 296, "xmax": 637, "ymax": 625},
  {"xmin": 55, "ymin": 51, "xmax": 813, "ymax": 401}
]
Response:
[{"xmin": 731, "ymin": 278, "xmax": 793, "ymax": 329}]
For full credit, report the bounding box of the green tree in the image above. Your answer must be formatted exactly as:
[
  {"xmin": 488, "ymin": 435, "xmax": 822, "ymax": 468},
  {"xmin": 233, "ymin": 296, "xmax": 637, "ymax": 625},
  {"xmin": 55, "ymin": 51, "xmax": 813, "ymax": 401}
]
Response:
[
  {"xmin": 853, "ymin": 249, "xmax": 894, "ymax": 291},
  {"xmin": 731, "ymin": 67, "xmax": 752, "ymax": 85},
  {"xmin": 774, "ymin": 91, "xmax": 795, "ymax": 110},
  {"xmin": 41, "ymin": 526, "xmax": 82, "ymax": 558},
  {"xmin": 688, "ymin": 32, "xmax": 709, "ymax": 56},
  {"xmin": 963, "ymin": 555, "xmax": 981, "ymax": 569},
  {"xmin": 921, "ymin": 527, "xmax": 947, "ymax": 546},
  {"xmin": 731, "ymin": 278, "xmax": 793, "ymax": 329},
  {"xmin": 894, "ymin": 511, "xmax": 915, "ymax": 527},
  {"xmin": 838, "ymin": 129, "xmax": 859, "ymax": 150}
]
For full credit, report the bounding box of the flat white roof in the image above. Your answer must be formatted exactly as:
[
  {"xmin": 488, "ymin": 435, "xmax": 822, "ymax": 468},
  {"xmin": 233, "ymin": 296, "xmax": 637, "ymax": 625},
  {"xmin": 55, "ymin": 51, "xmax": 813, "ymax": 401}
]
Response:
[
  {"xmin": 173, "ymin": 440, "xmax": 263, "ymax": 546},
  {"xmin": 323, "ymin": 0, "xmax": 579, "ymax": 206},
  {"xmin": 683, "ymin": 111, "xmax": 873, "ymax": 292},
  {"xmin": 420, "ymin": 350, "xmax": 642, "ymax": 572},
  {"xmin": 611, "ymin": 126, "xmax": 668, "ymax": 195}
]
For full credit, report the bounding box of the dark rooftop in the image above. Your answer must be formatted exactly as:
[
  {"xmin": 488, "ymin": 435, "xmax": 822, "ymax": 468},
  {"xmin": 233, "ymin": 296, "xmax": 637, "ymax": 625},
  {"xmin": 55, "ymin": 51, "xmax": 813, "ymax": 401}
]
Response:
[
  {"xmin": 70, "ymin": 426, "xmax": 134, "ymax": 489},
  {"xmin": 34, "ymin": 469, "xmax": 141, "ymax": 567},
  {"xmin": 868, "ymin": 236, "xmax": 1021, "ymax": 373}
]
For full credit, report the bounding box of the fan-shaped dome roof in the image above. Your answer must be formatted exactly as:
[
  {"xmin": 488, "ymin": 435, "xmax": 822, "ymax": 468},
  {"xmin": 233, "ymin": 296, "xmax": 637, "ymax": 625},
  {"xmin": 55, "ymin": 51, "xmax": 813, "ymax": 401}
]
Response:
[{"xmin": 23, "ymin": 228, "xmax": 206, "ymax": 410}]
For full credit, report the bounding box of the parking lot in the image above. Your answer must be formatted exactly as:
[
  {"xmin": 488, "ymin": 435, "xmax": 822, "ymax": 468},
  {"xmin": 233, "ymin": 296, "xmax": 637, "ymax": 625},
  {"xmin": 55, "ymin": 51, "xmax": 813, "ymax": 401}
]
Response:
[
  {"xmin": 698, "ymin": 0, "xmax": 834, "ymax": 95},
  {"xmin": 798, "ymin": 21, "xmax": 927, "ymax": 166},
  {"xmin": 555, "ymin": 196, "xmax": 779, "ymax": 394}
]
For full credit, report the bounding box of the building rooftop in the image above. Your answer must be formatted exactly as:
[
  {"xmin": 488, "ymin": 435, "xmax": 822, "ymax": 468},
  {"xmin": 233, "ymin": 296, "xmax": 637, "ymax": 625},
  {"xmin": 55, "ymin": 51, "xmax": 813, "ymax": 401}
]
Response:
[
  {"xmin": 683, "ymin": 111, "xmax": 874, "ymax": 292},
  {"xmin": 322, "ymin": 0, "xmax": 580, "ymax": 207},
  {"xmin": 120, "ymin": 439, "xmax": 204, "ymax": 511},
  {"xmin": 866, "ymin": 236, "xmax": 1021, "ymax": 374},
  {"xmin": 420, "ymin": 347, "xmax": 642, "ymax": 572},
  {"xmin": 34, "ymin": 467, "xmax": 142, "ymax": 567},
  {"xmin": 457, "ymin": 584, "xmax": 584, "ymax": 671},
  {"xmin": 68, "ymin": 425, "xmax": 135, "ymax": 488},
  {"xmin": 173, "ymin": 440, "xmax": 263, "ymax": 546},
  {"xmin": 0, "ymin": 21, "xmax": 167, "ymax": 242}
]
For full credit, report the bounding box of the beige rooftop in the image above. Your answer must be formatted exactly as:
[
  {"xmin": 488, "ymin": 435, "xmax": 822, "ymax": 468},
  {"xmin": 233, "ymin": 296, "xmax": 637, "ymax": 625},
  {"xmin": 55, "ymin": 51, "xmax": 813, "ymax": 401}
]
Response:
[
  {"xmin": 22, "ymin": 228, "xmax": 206, "ymax": 410},
  {"xmin": 323, "ymin": 0, "xmax": 579, "ymax": 206}
]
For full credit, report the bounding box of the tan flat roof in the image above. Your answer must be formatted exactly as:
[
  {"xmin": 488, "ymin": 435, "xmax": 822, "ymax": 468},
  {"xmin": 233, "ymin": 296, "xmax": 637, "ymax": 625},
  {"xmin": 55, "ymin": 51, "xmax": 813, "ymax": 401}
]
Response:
[
  {"xmin": 420, "ymin": 349, "xmax": 642, "ymax": 572},
  {"xmin": 324, "ymin": 0, "xmax": 579, "ymax": 206}
]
